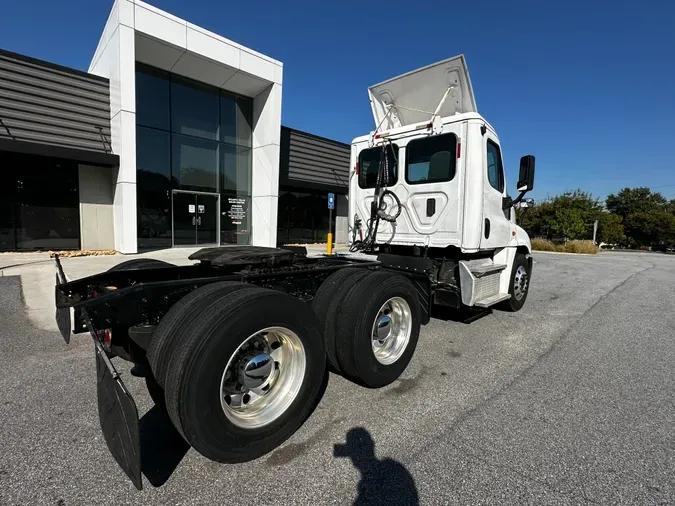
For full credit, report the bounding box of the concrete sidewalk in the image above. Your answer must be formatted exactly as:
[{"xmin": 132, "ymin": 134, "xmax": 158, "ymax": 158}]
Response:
[{"xmin": 0, "ymin": 244, "xmax": 352, "ymax": 331}]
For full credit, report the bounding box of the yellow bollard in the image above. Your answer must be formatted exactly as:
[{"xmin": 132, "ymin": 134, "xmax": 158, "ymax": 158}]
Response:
[{"xmin": 327, "ymin": 233, "xmax": 333, "ymax": 255}]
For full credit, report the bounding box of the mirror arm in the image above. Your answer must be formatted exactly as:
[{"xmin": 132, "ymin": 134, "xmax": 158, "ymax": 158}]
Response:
[{"xmin": 511, "ymin": 190, "xmax": 528, "ymax": 207}]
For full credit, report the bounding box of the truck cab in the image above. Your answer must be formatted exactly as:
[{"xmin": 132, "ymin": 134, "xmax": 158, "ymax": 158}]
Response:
[{"xmin": 349, "ymin": 55, "xmax": 535, "ymax": 309}]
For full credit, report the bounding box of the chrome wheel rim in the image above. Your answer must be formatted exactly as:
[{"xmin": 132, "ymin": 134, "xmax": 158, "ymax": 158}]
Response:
[
  {"xmin": 371, "ymin": 297, "xmax": 412, "ymax": 365},
  {"xmin": 514, "ymin": 265, "xmax": 529, "ymax": 300},
  {"xmin": 220, "ymin": 327, "xmax": 306, "ymax": 429}
]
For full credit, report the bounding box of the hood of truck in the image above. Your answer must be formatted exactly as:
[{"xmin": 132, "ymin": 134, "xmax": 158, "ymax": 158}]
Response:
[{"xmin": 368, "ymin": 55, "xmax": 477, "ymax": 130}]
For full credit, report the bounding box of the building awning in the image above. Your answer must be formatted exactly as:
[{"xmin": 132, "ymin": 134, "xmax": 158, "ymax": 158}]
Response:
[{"xmin": 0, "ymin": 138, "xmax": 119, "ymax": 167}]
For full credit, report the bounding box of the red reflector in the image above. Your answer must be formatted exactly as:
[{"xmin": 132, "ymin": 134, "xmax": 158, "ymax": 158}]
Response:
[
  {"xmin": 375, "ymin": 134, "xmax": 381, "ymax": 139},
  {"xmin": 103, "ymin": 329, "xmax": 112, "ymax": 347},
  {"xmin": 355, "ymin": 162, "xmax": 359, "ymax": 175},
  {"xmin": 426, "ymin": 122, "xmax": 432, "ymax": 128},
  {"xmin": 456, "ymin": 142, "xmax": 461, "ymax": 158}
]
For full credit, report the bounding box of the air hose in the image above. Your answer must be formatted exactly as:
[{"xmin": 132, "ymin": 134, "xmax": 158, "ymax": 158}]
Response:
[{"xmin": 350, "ymin": 141, "xmax": 401, "ymax": 252}]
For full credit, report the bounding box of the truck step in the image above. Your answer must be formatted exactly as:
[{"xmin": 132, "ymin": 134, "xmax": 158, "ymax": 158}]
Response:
[
  {"xmin": 458, "ymin": 259, "xmax": 505, "ymax": 306},
  {"xmin": 470, "ymin": 263, "xmax": 507, "ymax": 276},
  {"xmin": 474, "ymin": 292, "xmax": 511, "ymax": 308},
  {"xmin": 460, "ymin": 258, "xmax": 507, "ymax": 277}
]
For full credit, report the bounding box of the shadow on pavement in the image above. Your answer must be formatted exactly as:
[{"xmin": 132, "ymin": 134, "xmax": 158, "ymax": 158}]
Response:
[
  {"xmin": 334, "ymin": 427, "xmax": 419, "ymax": 506},
  {"xmin": 431, "ymin": 303, "xmax": 492, "ymax": 324},
  {"xmin": 139, "ymin": 406, "xmax": 190, "ymax": 487}
]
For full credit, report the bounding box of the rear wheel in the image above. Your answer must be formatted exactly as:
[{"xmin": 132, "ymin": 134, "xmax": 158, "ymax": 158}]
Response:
[
  {"xmin": 311, "ymin": 267, "xmax": 372, "ymax": 372},
  {"xmin": 334, "ymin": 271, "xmax": 421, "ymax": 388},
  {"xmin": 164, "ymin": 286, "xmax": 326, "ymax": 462},
  {"xmin": 146, "ymin": 281, "xmax": 250, "ymax": 388}
]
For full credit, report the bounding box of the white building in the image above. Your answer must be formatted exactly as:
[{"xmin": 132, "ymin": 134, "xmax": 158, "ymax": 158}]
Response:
[{"xmin": 89, "ymin": 0, "xmax": 282, "ymax": 253}]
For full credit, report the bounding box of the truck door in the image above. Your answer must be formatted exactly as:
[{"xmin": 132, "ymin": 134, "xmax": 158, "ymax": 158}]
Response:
[{"xmin": 480, "ymin": 136, "xmax": 512, "ymax": 249}]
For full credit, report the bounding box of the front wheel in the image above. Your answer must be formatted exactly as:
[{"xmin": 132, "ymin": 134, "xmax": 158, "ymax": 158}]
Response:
[{"xmin": 498, "ymin": 252, "xmax": 531, "ymax": 312}]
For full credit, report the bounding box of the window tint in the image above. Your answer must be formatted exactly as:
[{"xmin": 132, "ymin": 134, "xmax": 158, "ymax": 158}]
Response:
[
  {"xmin": 405, "ymin": 133, "xmax": 457, "ymax": 184},
  {"xmin": 358, "ymin": 144, "xmax": 399, "ymax": 189},
  {"xmin": 171, "ymin": 134, "xmax": 219, "ymax": 192},
  {"xmin": 220, "ymin": 144, "xmax": 251, "ymax": 193},
  {"xmin": 171, "ymin": 77, "xmax": 219, "ymax": 140},
  {"xmin": 135, "ymin": 65, "xmax": 170, "ymax": 130},
  {"xmin": 220, "ymin": 94, "xmax": 252, "ymax": 147},
  {"xmin": 486, "ymin": 140, "xmax": 504, "ymax": 193}
]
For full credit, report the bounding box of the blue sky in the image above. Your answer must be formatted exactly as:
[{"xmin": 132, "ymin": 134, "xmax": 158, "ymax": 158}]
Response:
[{"xmin": 2, "ymin": 0, "xmax": 674, "ymax": 201}]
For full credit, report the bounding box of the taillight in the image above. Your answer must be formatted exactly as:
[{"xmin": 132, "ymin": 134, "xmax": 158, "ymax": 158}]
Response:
[
  {"xmin": 456, "ymin": 142, "xmax": 461, "ymax": 159},
  {"xmin": 103, "ymin": 328, "xmax": 112, "ymax": 348},
  {"xmin": 355, "ymin": 162, "xmax": 359, "ymax": 175}
]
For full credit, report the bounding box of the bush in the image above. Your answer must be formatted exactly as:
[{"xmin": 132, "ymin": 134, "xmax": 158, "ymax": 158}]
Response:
[
  {"xmin": 531, "ymin": 238, "xmax": 563, "ymax": 252},
  {"xmin": 531, "ymin": 239, "xmax": 599, "ymax": 254},
  {"xmin": 563, "ymin": 240, "xmax": 599, "ymax": 254}
]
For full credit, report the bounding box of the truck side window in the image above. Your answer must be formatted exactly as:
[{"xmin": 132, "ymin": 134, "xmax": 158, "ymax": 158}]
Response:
[
  {"xmin": 486, "ymin": 140, "xmax": 504, "ymax": 193},
  {"xmin": 358, "ymin": 144, "xmax": 399, "ymax": 189},
  {"xmin": 405, "ymin": 133, "xmax": 457, "ymax": 184}
]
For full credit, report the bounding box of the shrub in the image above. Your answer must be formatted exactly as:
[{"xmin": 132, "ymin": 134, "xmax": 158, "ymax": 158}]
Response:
[
  {"xmin": 531, "ymin": 239, "xmax": 599, "ymax": 254},
  {"xmin": 563, "ymin": 240, "xmax": 599, "ymax": 254},
  {"xmin": 531, "ymin": 238, "xmax": 564, "ymax": 252}
]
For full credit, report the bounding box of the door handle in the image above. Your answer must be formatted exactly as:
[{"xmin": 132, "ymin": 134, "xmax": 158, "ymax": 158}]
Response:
[
  {"xmin": 192, "ymin": 216, "xmax": 196, "ymax": 226},
  {"xmin": 426, "ymin": 198, "xmax": 436, "ymax": 217},
  {"xmin": 197, "ymin": 217, "xmax": 202, "ymax": 226}
]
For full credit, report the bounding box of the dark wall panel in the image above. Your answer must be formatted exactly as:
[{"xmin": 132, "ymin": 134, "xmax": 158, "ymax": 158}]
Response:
[
  {"xmin": 280, "ymin": 127, "xmax": 350, "ymax": 190},
  {"xmin": 0, "ymin": 49, "xmax": 112, "ymax": 154}
]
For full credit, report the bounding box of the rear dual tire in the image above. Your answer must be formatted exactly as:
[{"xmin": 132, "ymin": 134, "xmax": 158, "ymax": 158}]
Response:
[
  {"xmin": 313, "ymin": 269, "xmax": 421, "ymax": 388},
  {"xmin": 155, "ymin": 285, "xmax": 326, "ymax": 463}
]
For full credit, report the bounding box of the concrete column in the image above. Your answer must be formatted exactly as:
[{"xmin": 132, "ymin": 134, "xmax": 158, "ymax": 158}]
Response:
[
  {"xmin": 89, "ymin": 17, "xmax": 138, "ymax": 253},
  {"xmin": 78, "ymin": 165, "xmax": 115, "ymax": 250},
  {"xmin": 251, "ymin": 83, "xmax": 282, "ymax": 247}
]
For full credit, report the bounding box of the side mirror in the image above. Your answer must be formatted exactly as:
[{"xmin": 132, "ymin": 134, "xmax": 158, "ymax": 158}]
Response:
[{"xmin": 517, "ymin": 155, "xmax": 535, "ymax": 192}]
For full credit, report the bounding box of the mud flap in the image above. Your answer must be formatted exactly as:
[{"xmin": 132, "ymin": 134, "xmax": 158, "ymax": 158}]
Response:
[
  {"xmin": 54, "ymin": 256, "xmax": 72, "ymax": 344},
  {"xmin": 95, "ymin": 343, "xmax": 143, "ymax": 490}
]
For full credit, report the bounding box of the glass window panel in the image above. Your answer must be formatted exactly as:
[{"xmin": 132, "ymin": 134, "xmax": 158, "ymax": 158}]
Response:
[
  {"xmin": 220, "ymin": 93, "xmax": 252, "ymax": 147},
  {"xmin": 358, "ymin": 144, "xmax": 399, "ymax": 189},
  {"xmin": 219, "ymin": 144, "xmax": 251, "ymax": 194},
  {"xmin": 0, "ymin": 152, "xmax": 15, "ymax": 250},
  {"xmin": 405, "ymin": 133, "xmax": 457, "ymax": 184},
  {"xmin": 135, "ymin": 65, "xmax": 170, "ymax": 130},
  {"xmin": 14, "ymin": 155, "xmax": 80, "ymax": 250},
  {"xmin": 276, "ymin": 190, "xmax": 335, "ymax": 244},
  {"xmin": 487, "ymin": 140, "xmax": 504, "ymax": 193},
  {"xmin": 136, "ymin": 127, "xmax": 171, "ymax": 182},
  {"xmin": 172, "ymin": 134, "xmax": 219, "ymax": 192},
  {"xmin": 136, "ymin": 127, "xmax": 172, "ymax": 249},
  {"xmin": 171, "ymin": 77, "xmax": 219, "ymax": 140}
]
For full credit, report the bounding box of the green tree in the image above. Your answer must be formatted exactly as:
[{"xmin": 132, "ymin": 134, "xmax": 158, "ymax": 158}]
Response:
[
  {"xmin": 596, "ymin": 212, "xmax": 624, "ymax": 244},
  {"xmin": 605, "ymin": 187, "xmax": 668, "ymax": 219},
  {"xmin": 605, "ymin": 187, "xmax": 672, "ymax": 246},
  {"xmin": 546, "ymin": 190, "xmax": 602, "ymax": 240}
]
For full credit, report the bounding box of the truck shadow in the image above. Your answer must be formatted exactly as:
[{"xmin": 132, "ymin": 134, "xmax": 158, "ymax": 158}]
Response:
[
  {"xmin": 139, "ymin": 406, "xmax": 190, "ymax": 487},
  {"xmin": 138, "ymin": 367, "xmax": 330, "ymax": 488},
  {"xmin": 334, "ymin": 427, "xmax": 419, "ymax": 506},
  {"xmin": 431, "ymin": 304, "xmax": 492, "ymax": 324}
]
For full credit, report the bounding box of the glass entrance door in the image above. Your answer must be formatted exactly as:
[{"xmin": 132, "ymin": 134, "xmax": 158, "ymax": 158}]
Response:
[{"xmin": 172, "ymin": 191, "xmax": 219, "ymax": 246}]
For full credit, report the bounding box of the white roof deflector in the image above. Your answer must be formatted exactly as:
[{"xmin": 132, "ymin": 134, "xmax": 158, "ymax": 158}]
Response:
[{"xmin": 368, "ymin": 55, "xmax": 477, "ymax": 131}]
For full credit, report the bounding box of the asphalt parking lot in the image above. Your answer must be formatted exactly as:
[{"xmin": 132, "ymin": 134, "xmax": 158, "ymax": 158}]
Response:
[{"xmin": 1, "ymin": 251, "xmax": 674, "ymax": 505}]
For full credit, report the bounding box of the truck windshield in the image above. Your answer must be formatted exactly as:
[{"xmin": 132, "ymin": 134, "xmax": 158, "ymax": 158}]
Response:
[{"xmin": 358, "ymin": 144, "xmax": 399, "ymax": 189}]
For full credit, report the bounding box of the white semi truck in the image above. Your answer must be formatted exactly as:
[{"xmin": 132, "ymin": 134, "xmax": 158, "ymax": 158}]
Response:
[{"xmin": 53, "ymin": 55, "xmax": 534, "ymax": 489}]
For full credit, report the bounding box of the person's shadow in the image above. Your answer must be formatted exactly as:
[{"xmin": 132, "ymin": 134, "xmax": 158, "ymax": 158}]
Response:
[{"xmin": 334, "ymin": 427, "xmax": 419, "ymax": 506}]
